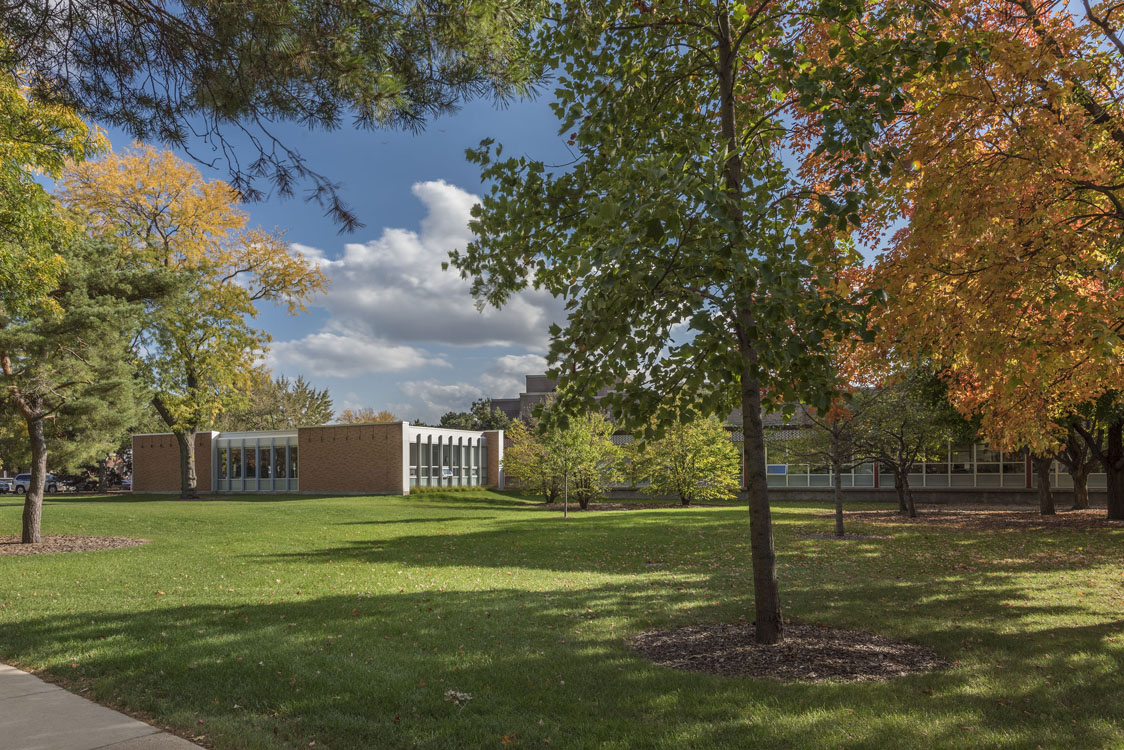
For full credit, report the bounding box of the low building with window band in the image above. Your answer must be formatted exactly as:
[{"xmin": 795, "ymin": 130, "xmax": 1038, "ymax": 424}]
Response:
[{"xmin": 132, "ymin": 423, "xmax": 503, "ymax": 495}]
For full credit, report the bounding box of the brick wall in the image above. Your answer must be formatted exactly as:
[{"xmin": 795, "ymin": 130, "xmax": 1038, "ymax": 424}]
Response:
[
  {"xmin": 132, "ymin": 432, "xmax": 213, "ymax": 493},
  {"xmin": 132, "ymin": 434, "xmax": 180, "ymax": 492},
  {"xmin": 297, "ymin": 423, "xmax": 407, "ymax": 495},
  {"xmin": 483, "ymin": 430, "xmax": 503, "ymax": 489}
]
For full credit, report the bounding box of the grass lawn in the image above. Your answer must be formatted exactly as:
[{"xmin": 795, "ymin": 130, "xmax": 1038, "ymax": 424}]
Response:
[{"xmin": 2, "ymin": 491, "xmax": 1123, "ymax": 749}]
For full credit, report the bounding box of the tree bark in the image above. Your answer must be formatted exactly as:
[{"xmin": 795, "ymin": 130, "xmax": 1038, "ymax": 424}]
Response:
[
  {"xmin": 718, "ymin": 4, "xmax": 782, "ymax": 645},
  {"xmin": 1080, "ymin": 419, "xmax": 1124, "ymax": 519},
  {"xmin": 893, "ymin": 469, "xmax": 908, "ymax": 514},
  {"xmin": 175, "ymin": 429, "xmax": 198, "ymax": 499},
  {"xmin": 1032, "ymin": 454, "xmax": 1055, "ymax": 515},
  {"xmin": 832, "ymin": 456, "xmax": 844, "ymax": 537},
  {"xmin": 740, "ymin": 371, "xmax": 783, "ymax": 644},
  {"xmin": 22, "ymin": 414, "xmax": 47, "ymax": 544},
  {"xmin": 902, "ymin": 474, "xmax": 917, "ymax": 518},
  {"xmin": 97, "ymin": 458, "xmax": 108, "ymax": 493},
  {"xmin": 1071, "ymin": 464, "xmax": 1090, "ymax": 510}
]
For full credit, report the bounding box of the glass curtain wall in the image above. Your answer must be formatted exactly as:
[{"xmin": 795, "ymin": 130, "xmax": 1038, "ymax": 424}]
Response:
[
  {"xmin": 408, "ymin": 433, "xmax": 486, "ymax": 488},
  {"xmin": 214, "ymin": 435, "xmax": 300, "ymax": 492},
  {"xmin": 763, "ymin": 442, "xmax": 1106, "ymax": 489}
]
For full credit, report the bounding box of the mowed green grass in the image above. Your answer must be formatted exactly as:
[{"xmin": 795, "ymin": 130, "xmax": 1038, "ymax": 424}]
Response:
[{"xmin": 1, "ymin": 491, "xmax": 1123, "ymax": 749}]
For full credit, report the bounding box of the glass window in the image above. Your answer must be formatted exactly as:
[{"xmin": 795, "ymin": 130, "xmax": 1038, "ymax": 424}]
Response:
[
  {"xmin": 218, "ymin": 448, "xmax": 228, "ymax": 479},
  {"xmin": 977, "ymin": 446, "xmax": 1002, "ymax": 463},
  {"xmin": 260, "ymin": 444, "xmax": 271, "ymax": 479},
  {"xmin": 274, "ymin": 446, "xmax": 287, "ymax": 479},
  {"xmin": 245, "ymin": 447, "xmax": 257, "ymax": 479},
  {"xmin": 231, "ymin": 447, "xmax": 243, "ymax": 479},
  {"xmin": 421, "ymin": 442, "xmax": 430, "ymax": 478},
  {"xmin": 481, "ymin": 438, "xmax": 488, "ymax": 483},
  {"xmin": 289, "ymin": 445, "xmax": 299, "ymax": 479},
  {"xmin": 410, "ymin": 442, "xmax": 418, "ymax": 477}
]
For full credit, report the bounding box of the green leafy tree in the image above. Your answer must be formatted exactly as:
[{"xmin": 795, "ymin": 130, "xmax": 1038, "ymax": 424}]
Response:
[
  {"xmin": 501, "ymin": 419, "xmax": 560, "ymax": 503},
  {"xmin": 0, "ymin": 59, "xmax": 105, "ymax": 315},
  {"xmin": 772, "ymin": 398, "xmax": 874, "ymax": 537},
  {"xmin": 449, "ymin": 1, "xmax": 873, "ymax": 643},
  {"xmin": 540, "ymin": 411, "xmax": 619, "ymax": 514},
  {"xmin": 218, "ymin": 372, "xmax": 333, "ymax": 431},
  {"xmin": 635, "ymin": 417, "xmax": 741, "ymax": 507},
  {"xmin": 858, "ymin": 373, "xmax": 968, "ymax": 518},
  {"xmin": 440, "ymin": 398, "xmax": 514, "ymax": 431},
  {"xmin": 0, "ymin": 236, "xmax": 162, "ymax": 542},
  {"xmin": 3, "ymin": 1, "xmax": 543, "ymax": 228}
]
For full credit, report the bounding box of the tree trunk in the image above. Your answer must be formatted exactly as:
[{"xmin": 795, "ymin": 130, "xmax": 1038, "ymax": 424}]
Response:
[
  {"xmin": 903, "ymin": 475, "xmax": 917, "ymax": 518},
  {"xmin": 22, "ymin": 414, "xmax": 47, "ymax": 544},
  {"xmin": 1071, "ymin": 465, "xmax": 1090, "ymax": 510},
  {"xmin": 1103, "ymin": 421, "xmax": 1124, "ymax": 520},
  {"xmin": 175, "ymin": 430, "xmax": 198, "ymax": 499},
  {"xmin": 1077, "ymin": 418, "xmax": 1124, "ymax": 519},
  {"xmin": 152, "ymin": 394, "xmax": 199, "ymax": 499},
  {"xmin": 97, "ymin": 458, "xmax": 108, "ymax": 493},
  {"xmin": 893, "ymin": 469, "xmax": 907, "ymax": 514},
  {"xmin": 832, "ymin": 457, "xmax": 844, "ymax": 537},
  {"xmin": 681, "ymin": 493, "xmax": 691, "ymax": 507},
  {"xmin": 740, "ymin": 372, "xmax": 783, "ymax": 644},
  {"xmin": 719, "ymin": 4, "xmax": 782, "ymax": 646},
  {"xmin": 1032, "ymin": 454, "xmax": 1055, "ymax": 515}
]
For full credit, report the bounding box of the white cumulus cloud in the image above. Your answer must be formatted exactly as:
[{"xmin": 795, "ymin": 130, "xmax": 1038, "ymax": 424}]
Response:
[
  {"xmin": 266, "ymin": 332, "xmax": 448, "ymax": 378},
  {"xmin": 289, "ymin": 180, "xmax": 562, "ymax": 350}
]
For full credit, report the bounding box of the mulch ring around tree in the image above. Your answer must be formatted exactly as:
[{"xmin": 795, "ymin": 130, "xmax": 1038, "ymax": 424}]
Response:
[
  {"xmin": 0, "ymin": 535, "xmax": 148, "ymax": 556},
  {"xmin": 830, "ymin": 506, "xmax": 1124, "ymax": 531},
  {"xmin": 630, "ymin": 622, "xmax": 949, "ymax": 682}
]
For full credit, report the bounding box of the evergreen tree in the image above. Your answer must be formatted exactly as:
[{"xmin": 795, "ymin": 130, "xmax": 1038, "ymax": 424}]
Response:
[
  {"xmin": 2, "ymin": 0, "xmax": 544, "ymax": 228},
  {"xmin": 0, "ymin": 235, "xmax": 165, "ymax": 542},
  {"xmin": 218, "ymin": 372, "xmax": 333, "ymax": 430},
  {"xmin": 439, "ymin": 398, "xmax": 514, "ymax": 431}
]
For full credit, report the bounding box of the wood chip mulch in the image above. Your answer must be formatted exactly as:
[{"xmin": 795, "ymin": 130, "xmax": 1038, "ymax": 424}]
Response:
[
  {"xmin": 0, "ymin": 535, "xmax": 148, "ymax": 556},
  {"xmin": 837, "ymin": 506, "xmax": 1124, "ymax": 531},
  {"xmin": 630, "ymin": 622, "xmax": 949, "ymax": 682}
]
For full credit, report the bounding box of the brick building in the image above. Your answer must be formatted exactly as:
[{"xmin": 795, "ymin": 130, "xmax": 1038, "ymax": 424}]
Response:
[{"xmin": 132, "ymin": 423, "xmax": 503, "ymax": 494}]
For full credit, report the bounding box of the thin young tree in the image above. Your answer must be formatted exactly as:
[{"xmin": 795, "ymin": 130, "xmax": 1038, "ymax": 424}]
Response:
[
  {"xmin": 859, "ymin": 373, "xmax": 965, "ymax": 518},
  {"xmin": 450, "ymin": 0, "xmax": 882, "ymax": 644},
  {"xmin": 779, "ymin": 398, "xmax": 873, "ymax": 536}
]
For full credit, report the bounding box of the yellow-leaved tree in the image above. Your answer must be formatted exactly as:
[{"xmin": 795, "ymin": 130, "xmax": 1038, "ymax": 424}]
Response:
[
  {"xmin": 59, "ymin": 144, "xmax": 327, "ymax": 497},
  {"xmin": 0, "ymin": 55, "xmax": 105, "ymax": 315}
]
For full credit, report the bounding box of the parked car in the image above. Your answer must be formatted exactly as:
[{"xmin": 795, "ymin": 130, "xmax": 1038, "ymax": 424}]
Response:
[
  {"xmin": 13, "ymin": 474, "xmax": 58, "ymax": 494},
  {"xmin": 120, "ymin": 478, "xmax": 132, "ymax": 492},
  {"xmin": 0, "ymin": 478, "xmax": 10, "ymax": 494}
]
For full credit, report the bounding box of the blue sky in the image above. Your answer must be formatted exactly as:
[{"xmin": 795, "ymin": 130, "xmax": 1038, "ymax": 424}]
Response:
[{"xmin": 106, "ymin": 94, "xmax": 571, "ymax": 423}]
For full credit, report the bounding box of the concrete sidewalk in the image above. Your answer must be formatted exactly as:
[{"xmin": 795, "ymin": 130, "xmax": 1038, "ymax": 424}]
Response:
[{"xmin": 0, "ymin": 664, "xmax": 202, "ymax": 750}]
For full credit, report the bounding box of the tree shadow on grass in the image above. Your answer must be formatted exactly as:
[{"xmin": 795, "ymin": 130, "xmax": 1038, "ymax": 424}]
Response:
[{"xmin": 1, "ymin": 576, "xmax": 1121, "ymax": 750}]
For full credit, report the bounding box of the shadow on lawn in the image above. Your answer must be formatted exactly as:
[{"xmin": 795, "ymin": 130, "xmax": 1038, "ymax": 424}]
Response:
[{"xmin": 0, "ymin": 576, "xmax": 1120, "ymax": 750}]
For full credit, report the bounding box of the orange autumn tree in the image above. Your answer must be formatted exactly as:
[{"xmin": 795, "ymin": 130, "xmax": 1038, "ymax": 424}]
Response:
[
  {"xmin": 60, "ymin": 144, "xmax": 327, "ymax": 497},
  {"xmin": 802, "ymin": 0, "xmax": 1124, "ymax": 517}
]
